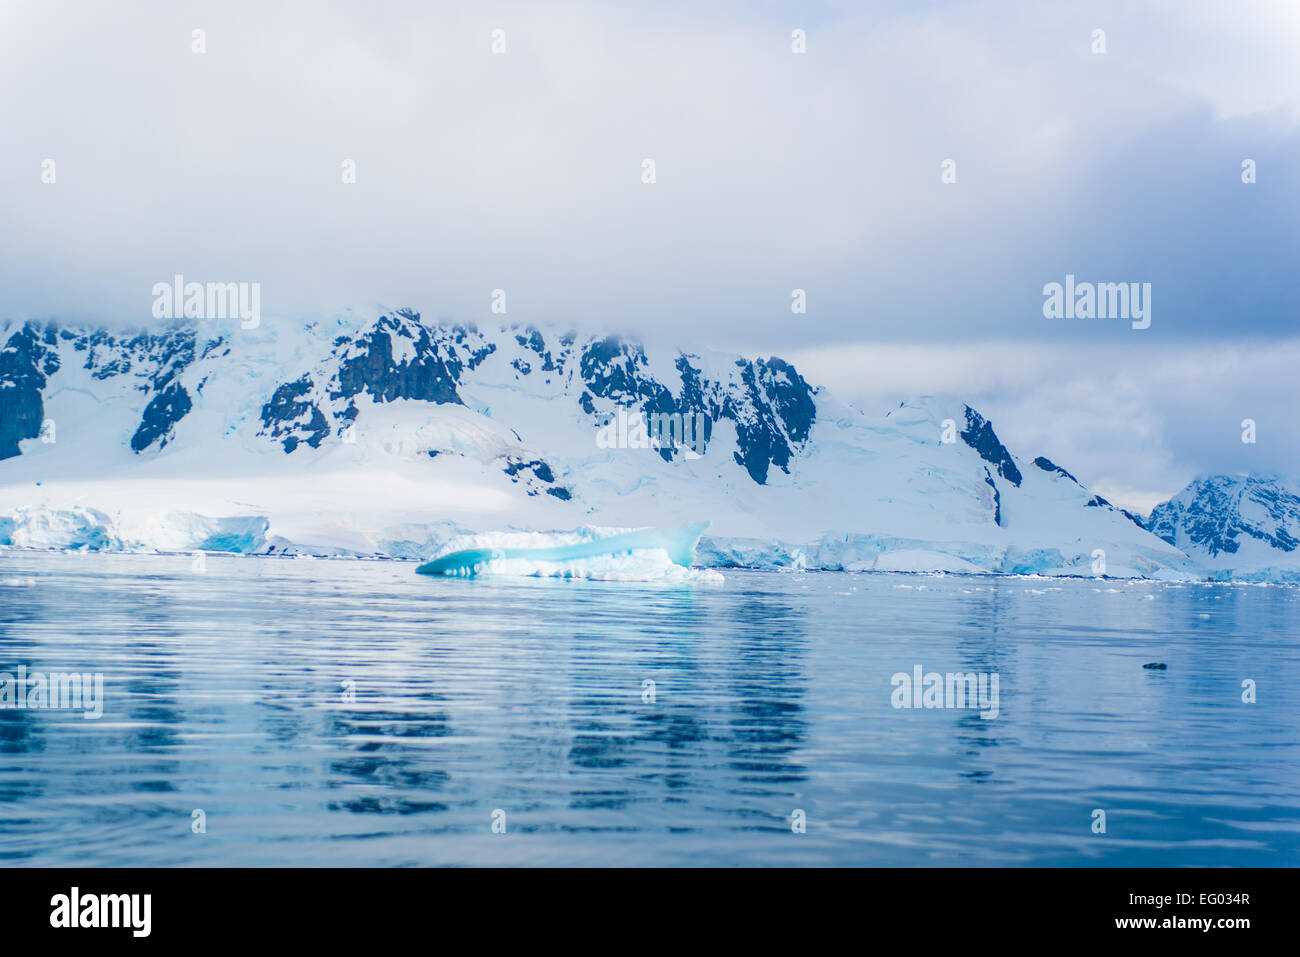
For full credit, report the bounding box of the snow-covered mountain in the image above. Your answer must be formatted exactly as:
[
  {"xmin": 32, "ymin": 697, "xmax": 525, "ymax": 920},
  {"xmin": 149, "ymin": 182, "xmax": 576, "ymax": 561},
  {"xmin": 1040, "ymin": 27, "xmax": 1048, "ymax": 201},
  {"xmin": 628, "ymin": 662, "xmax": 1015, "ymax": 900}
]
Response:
[
  {"xmin": 1146, "ymin": 474, "xmax": 1300, "ymax": 581},
  {"xmin": 0, "ymin": 309, "xmax": 1231, "ymax": 579}
]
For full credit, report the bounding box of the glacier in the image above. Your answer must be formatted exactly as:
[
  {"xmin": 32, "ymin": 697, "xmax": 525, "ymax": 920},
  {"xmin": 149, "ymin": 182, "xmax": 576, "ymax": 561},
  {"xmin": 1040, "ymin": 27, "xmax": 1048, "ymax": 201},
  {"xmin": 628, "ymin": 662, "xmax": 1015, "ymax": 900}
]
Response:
[{"xmin": 0, "ymin": 310, "xmax": 1284, "ymax": 581}]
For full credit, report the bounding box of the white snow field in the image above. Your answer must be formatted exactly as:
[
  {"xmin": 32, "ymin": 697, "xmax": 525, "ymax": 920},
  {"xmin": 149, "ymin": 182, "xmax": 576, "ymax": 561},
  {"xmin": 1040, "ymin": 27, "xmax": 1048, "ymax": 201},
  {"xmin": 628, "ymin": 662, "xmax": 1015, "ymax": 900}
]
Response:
[{"xmin": 0, "ymin": 311, "xmax": 1282, "ymax": 580}]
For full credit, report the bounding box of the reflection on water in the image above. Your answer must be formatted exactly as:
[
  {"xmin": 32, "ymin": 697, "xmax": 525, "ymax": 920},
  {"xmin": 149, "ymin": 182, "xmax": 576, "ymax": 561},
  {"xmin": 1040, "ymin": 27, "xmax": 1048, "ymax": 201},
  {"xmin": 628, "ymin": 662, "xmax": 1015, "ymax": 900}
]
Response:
[{"xmin": 0, "ymin": 552, "xmax": 1297, "ymax": 866}]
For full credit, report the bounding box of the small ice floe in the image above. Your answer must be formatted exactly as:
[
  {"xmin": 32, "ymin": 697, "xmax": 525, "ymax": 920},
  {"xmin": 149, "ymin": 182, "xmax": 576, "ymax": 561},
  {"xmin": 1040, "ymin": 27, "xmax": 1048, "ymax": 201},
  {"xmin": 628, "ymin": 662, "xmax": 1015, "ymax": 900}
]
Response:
[{"xmin": 415, "ymin": 522, "xmax": 721, "ymax": 583}]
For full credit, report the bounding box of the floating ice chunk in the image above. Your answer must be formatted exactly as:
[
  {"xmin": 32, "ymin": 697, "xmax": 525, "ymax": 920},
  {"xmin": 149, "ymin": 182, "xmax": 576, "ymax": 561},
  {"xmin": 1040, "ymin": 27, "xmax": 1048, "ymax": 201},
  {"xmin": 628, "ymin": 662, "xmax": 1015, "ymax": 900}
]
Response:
[{"xmin": 416, "ymin": 522, "xmax": 717, "ymax": 582}]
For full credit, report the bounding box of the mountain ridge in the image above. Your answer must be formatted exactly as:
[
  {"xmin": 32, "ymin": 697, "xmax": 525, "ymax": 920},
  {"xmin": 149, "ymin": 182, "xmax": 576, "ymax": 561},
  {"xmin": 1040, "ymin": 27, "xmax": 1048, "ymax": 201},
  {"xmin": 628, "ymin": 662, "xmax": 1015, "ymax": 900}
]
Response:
[
  {"xmin": 1145, "ymin": 472, "xmax": 1300, "ymax": 580},
  {"xmin": 0, "ymin": 312, "xmax": 1290, "ymax": 580}
]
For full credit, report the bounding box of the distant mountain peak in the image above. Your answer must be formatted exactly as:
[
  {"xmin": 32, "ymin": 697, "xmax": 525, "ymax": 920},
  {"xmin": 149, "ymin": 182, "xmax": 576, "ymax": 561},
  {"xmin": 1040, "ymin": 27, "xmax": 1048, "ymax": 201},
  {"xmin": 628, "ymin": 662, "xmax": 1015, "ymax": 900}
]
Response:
[{"xmin": 1147, "ymin": 474, "xmax": 1300, "ymax": 577}]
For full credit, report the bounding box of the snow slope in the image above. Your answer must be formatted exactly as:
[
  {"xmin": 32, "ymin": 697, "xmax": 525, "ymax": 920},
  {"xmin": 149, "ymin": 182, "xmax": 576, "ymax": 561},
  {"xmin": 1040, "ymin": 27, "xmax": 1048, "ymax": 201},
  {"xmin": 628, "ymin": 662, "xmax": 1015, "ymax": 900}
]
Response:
[{"xmin": 0, "ymin": 310, "xmax": 1216, "ymax": 579}]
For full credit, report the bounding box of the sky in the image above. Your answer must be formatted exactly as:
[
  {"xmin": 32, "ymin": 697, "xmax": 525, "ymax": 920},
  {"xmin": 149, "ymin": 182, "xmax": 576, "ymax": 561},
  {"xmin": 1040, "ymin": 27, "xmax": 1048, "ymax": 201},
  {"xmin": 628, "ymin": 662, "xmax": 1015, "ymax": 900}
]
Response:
[{"xmin": 1, "ymin": 0, "xmax": 1297, "ymax": 510}]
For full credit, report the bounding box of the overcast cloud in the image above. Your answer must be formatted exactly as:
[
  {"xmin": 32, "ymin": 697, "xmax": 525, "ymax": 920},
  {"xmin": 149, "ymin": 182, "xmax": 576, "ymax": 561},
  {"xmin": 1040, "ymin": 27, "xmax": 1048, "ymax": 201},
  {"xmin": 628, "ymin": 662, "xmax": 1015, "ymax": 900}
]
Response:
[{"xmin": 1, "ymin": 0, "xmax": 1296, "ymax": 508}]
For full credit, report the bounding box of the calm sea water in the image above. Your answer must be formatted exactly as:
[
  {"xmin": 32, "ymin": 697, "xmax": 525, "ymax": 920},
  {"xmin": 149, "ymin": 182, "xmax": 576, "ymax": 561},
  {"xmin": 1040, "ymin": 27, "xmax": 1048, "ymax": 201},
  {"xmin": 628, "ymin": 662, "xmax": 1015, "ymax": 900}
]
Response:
[{"xmin": 0, "ymin": 551, "xmax": 1296, "ymax": 867}]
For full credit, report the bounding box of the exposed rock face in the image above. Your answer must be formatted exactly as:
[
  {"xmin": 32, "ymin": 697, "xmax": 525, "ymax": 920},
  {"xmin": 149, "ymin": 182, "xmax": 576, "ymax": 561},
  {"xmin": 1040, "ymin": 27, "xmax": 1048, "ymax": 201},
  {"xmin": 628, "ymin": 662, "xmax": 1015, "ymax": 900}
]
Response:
[
  {"xmin": 960, "ymin": 406, "xmax": 1022, "ymax": 487},
  {"xmin": 1, "ymin": 322, "xmax": 206, "ymax": 458},
  {"xmin": 1148, "ymin": 475, "xmax": 1300, "ymax": 559},
  {"xmin": 577, "ymin": 336, "xmax": 815, "ymax": 481},
  {"xmin": 1, "ymin": 314, "xmax": 815, "ymax": 496},
  {"xmin": 261, "ymin": 376, "xmax": 330, "ymax": 453},
  {"xmin": 982, "ymin": 467, "xmax": 1002, "ymax": 526},
  {"xmin": 940, "ymin": 405, "xmax": 1028, "ymax": 530},
  {"xmin": 131, "ymin": 381, "xmax": 193, "ymax": 452},
  {"xmin": 1033, "ymin": 456, "xmax": 1077, "ymax": 484},
  {"xmin": 257, "ymin": 310, "xmax": 494, "ymax": 452},
  {"xmin": 0, "ymin": 325, "xmax": 55, "ymax": 460}
]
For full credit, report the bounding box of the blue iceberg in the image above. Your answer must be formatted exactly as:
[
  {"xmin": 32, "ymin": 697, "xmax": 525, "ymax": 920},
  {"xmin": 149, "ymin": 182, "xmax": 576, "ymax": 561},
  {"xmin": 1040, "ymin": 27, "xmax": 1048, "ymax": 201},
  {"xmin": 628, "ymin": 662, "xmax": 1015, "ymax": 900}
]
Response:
[{"xmin": 416, "ymin": 522, "xmax": 712, "ymax": 580}]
